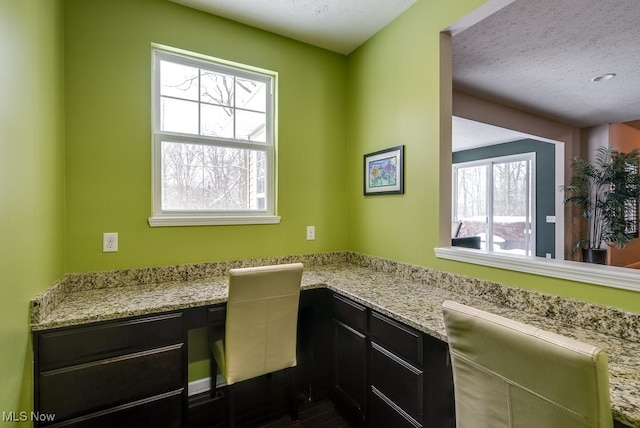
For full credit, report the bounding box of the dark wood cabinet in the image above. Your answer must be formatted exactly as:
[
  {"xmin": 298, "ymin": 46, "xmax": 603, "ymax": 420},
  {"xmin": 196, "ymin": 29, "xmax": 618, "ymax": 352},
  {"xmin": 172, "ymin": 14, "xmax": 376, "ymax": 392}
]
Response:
[
  {"xmin": 333, "ymin": 320, "xmax": 367, "ymax": 422},
  {"xmin": 330, "ymin": 295, "xmax": 456, "ymax": 428},
  {"xmin": 370, "ymin": 311, "xmax": 422, "ymax": 367},
  {"xmin": 370, "ymin": 387, "xmax": 421, "ymax": 428},
  {"xmin": 369, "ymin": 312, "xmax": 423, "ymax": 427},
  {"xmin": 33, "ymin": 312, "xmax": 186, "ymax": 427},
  {"xmin": 332, "ymin": 293, "xmax": 367, "ymax": 332},
  {"xmin": 296, "ymin": 288, "xmax": 333, "ymax": 401},
  {"xmin": 423, "ymin": 334, "xmax": 456, "ymax": 428},
  {"xmin": 33, "ymin": 290, "xmax": 456, "ymax": 428},
  {"xmin": 370, "ymin": 343, "xmax": 423, "ymax": 425},
  {"xmin": 331, "ymin": 294, "xmax": 368, "ymax": 426},
  {"xmin": 45, "ymin": 391, "xmax": 183, "ymax": 428}
]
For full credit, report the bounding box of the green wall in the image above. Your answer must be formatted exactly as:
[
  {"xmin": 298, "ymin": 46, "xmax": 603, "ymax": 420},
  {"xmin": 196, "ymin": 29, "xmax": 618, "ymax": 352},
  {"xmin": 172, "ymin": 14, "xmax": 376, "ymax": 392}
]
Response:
[
  {"xmin": 0, "ymin": 0, "xmax": 66, "ymax": 425},
  {"xmin": 64, "ymin": 0, "xmax": 348, "ymax": 273},
  {"xmin": 346, "ymin": 0, "xmax": 485, "ymax": 263},
  {"xmin": 346, "ymin": 0, "xmax": 640, "ymax": 312}
]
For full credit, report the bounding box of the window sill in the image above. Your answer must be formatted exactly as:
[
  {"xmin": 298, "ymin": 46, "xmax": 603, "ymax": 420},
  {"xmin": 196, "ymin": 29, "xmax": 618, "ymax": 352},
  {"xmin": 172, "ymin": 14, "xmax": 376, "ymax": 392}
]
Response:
[
  {"xmin": 148, "ymin": 214, "xmax": 281, "ymax": 227},
  {"xmin": 434, "ymin": 246, "xmax": 640, "ymax": 292}
]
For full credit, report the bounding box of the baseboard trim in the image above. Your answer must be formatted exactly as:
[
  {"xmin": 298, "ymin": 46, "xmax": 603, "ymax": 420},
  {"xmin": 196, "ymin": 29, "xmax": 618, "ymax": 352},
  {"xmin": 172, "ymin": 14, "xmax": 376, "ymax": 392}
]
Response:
[{"xmin": 188, "ymin": 375, "xmax": 226, "ymax": 396}]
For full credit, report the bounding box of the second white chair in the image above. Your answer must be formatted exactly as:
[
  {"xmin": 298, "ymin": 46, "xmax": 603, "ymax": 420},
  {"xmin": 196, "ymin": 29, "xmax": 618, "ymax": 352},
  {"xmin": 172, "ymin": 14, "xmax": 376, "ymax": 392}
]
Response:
[{"xmin": 442, "ymin": 300, "xmax": 613, "ymax": 428}]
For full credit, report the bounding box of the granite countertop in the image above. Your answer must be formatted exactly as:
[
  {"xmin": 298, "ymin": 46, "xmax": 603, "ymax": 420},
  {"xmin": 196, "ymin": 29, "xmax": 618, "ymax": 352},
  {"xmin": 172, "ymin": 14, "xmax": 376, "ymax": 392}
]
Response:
[{"xmin": 30, "ymin": 255, "xmax": 640, "ymax": 427}]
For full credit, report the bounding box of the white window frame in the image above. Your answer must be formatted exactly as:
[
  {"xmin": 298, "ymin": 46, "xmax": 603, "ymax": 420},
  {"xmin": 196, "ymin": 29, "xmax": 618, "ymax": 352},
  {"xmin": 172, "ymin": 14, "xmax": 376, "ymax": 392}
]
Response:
[
  {"xmin": 452, "ymin": 152, "xmax": 536, "ymax": 256},
  {"xmin": 148, "ymin": 47, "xmax": 280, "ymax": 227}
]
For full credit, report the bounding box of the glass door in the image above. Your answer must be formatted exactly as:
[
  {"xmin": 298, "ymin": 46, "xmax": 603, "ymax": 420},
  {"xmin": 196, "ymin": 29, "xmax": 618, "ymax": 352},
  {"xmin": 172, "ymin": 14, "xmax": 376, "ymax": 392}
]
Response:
[
  {"xmin": 453, "ymin": 153, "xmax": 535, "ymax": 255},
  {"xmin": 491, "ymin": 156, "xmax": 534, "ymax": 255},
  {"xmin": 453, "ymin": 164, "xmax": 488, "ymax": 249}
]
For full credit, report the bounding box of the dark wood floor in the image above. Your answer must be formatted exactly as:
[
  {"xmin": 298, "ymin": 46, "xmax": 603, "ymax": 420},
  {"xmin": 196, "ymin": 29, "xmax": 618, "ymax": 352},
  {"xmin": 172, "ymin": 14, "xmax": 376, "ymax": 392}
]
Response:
[
  {"xmin": 261, "ymin": 399, "xmax": 352, "ymax": 428},
  {"xmin": 189, "ymin": 389, "xmax": 353, "ymax": 428}
]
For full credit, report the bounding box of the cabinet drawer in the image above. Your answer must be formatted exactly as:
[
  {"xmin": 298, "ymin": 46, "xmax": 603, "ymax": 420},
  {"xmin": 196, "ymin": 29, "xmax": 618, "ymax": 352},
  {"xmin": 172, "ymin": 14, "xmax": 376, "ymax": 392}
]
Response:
[
  {"xmin": 45, "ymin": 390, "xmax": 182, "ymax": 428},
  {"xmin": 370, "ymin": 311, "xmax": 422, "ymax": 366},
  {"xmin": 38, "ymin": 313, "xmax": 184, "ymax": 371},
  {"xmin": 39, "ymin": 344, "xmax": 184, "ymax": 422},
  {"xmin": 371, "ymin": 387, "xmax": 421, "ymax": 428},
  {"xmin": 332, "ymin": 294, "xmax": 367, "ymax": 333},
  {"xmin": 370, "ymin": 343, "xmax": 423, "ymax": 422},
  {"xmin": 207, "ymin": 305, "xmax": 226, "ymax": 324}
]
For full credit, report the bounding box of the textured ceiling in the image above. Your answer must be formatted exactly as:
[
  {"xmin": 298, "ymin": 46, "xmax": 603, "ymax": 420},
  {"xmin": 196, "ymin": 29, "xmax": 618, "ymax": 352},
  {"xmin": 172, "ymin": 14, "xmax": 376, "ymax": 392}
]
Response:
[
  {"xmin": 452, "ymin": 117, "xmax": 543, "ymax": 152},
  {"xmin": 170, "ymin": 0, "xmax": 416, "ymax": 55},
  {"xmin": 170, "ymin": 0, "xmax": 639, "ymax": 148},
  {"xmin": 453, "ymin": 0, "xmax": 640, "ymax": 128}
]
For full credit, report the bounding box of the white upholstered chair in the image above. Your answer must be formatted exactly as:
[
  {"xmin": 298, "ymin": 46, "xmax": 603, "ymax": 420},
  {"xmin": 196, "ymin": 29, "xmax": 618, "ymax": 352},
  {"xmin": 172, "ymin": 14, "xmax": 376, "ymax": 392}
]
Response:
[
  {"xmin": 442, "ymin": 300, "xmax": 613, "ymax": 428},
  {"xmin": 211, "ymin": 263, "xmax": 303, "ymax": 427}
]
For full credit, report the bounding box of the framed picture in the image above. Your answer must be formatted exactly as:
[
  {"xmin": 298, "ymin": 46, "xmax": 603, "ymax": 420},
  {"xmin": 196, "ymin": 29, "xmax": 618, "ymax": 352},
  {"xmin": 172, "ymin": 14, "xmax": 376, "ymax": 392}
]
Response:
[{"xmin": 363, "ymin": 145, "xmax": 404, "ymax": 195}]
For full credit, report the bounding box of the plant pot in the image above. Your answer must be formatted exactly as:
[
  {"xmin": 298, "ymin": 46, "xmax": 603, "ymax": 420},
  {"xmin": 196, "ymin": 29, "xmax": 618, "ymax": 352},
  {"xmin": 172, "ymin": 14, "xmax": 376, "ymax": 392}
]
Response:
[{"xmin": 581, "ymin": 248, "xmax": 607, "ymax": 265}]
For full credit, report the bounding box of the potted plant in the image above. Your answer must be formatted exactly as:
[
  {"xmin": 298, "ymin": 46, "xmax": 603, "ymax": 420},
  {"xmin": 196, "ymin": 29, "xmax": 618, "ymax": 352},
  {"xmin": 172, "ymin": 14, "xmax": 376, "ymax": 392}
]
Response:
[{"xmin": 561, "ymin": 146, "xmax": 640, "ymax": 264}]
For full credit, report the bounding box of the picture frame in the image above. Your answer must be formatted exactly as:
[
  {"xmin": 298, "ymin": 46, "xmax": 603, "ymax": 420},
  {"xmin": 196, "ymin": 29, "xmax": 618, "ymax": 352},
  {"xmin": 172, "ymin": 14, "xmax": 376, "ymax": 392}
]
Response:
[{"xmin": 363, "ymin": 145, "xmax": 404, "ymax": 196}]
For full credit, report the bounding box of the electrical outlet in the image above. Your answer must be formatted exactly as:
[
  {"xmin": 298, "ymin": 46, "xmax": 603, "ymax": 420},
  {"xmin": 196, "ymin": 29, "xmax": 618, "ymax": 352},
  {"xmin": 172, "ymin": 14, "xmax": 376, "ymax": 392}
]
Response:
[
  {"xmin": 306, "ymin": 226, "xmax": 315, "ymax": 241},
  {"xmin": 103, "ymin": 232, "xmax": 118, "ymax": 252}
]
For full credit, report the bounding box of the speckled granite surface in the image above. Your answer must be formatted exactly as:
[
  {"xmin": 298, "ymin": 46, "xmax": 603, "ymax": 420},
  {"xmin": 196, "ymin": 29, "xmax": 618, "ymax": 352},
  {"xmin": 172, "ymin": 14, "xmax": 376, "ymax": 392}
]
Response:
[{"xmin": 31, "ymin": 252, "xmax": 640, "ymax": 427}]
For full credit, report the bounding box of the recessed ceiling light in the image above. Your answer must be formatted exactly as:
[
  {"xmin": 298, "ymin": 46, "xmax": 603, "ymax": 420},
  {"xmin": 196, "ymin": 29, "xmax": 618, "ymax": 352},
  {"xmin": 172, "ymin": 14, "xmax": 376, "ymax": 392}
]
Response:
[{"xmin": 590, "ymin": 73, "xmax": 616, "ymax": 82}]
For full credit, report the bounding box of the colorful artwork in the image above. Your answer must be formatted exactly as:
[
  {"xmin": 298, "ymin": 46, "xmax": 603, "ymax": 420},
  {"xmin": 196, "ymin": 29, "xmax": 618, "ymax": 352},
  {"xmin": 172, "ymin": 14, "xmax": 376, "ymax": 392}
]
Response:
[
  {"xmin": 369, "ymin": 156, "xmax": 397, "ymax": 188},
  {"xmin": 363, "ymin": 145, "xmax": 404, "ymax": 195}
]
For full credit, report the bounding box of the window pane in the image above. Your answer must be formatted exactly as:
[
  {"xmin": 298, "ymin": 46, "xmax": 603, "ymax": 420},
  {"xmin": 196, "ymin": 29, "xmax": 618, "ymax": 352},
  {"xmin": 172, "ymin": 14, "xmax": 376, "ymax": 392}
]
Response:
[
  {"xmin": 256, "ymin": 152, "xmax": 265, "ymax": 193},
  {"xmin": 201, "ymin": 104, "xmax": 234, "ymax": 138},
  {"xmin": 201, "ymin": 70, "xmax": 234, "ymax": 106},
  {"xmin": 455, "ymin": 165, "xmax": 488, "ymax": 247},
  {"xmin": 250, "ymin": 151, "xmax": 266, "ymax": 210},
  {"xmin": 236, "ymin": 78, "xmax": 266, "ymax": 112},
  {"xmin": 160, "ymin": 60, "xmax": 198, "ymax": 101},
  {"xmin": 492, "ymin": 160, "xmax": 531, "ymax": 255},
  {"xmin": 236, "ymin": 110, "xmax": 266, "ymax": 141},
  {"xmin": 161, "ymin": 141, "xmax": 267, "ymax": 211},
  {"xmin": 160, "ymin": 97, "xmax": 198, "ymax": 134},
  {"xmin": 153, "ymin": 50, "xmax": 275, "ymax": 219}
]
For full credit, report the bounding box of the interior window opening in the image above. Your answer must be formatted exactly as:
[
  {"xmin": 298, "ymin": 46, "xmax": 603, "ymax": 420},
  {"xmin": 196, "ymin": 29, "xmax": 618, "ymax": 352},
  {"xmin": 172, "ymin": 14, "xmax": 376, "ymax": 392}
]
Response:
[{"xmin": 453, "ymin": 153, "xmax": 535, "ymax": 256}]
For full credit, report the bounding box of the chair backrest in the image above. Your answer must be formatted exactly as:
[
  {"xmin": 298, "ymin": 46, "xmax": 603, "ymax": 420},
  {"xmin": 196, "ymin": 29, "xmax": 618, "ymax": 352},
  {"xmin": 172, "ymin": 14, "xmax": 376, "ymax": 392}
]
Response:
[
  {"xmin": 223, "ymin": 263, "xmax": 303, "ymax": 385},
  {"xmin": 442, "ymin": 300, "xmax": 613, "ymax": 428},
  {"xmin": 452, "ymin": 221, "xmax": 462, "ymax": 238}
]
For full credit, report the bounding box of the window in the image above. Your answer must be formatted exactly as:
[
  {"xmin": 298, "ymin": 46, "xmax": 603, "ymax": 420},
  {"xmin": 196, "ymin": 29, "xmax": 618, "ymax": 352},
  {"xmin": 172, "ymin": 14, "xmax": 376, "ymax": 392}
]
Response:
[
  {"xmin": 453, "ymin": 153, "xmax": 535, "ymax": 256},
  {"xmin": 624, "ymin": 162, "xmax": 639, "ymax": 238},
  {"xmin": 149, "ymin": 49, "xmax": 278, "ymax": 226}
]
